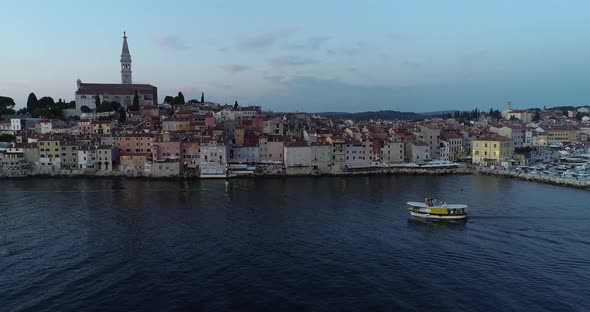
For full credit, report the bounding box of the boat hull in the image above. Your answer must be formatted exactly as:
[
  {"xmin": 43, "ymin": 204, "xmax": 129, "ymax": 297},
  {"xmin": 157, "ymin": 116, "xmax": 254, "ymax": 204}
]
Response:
[{"xmin": 409, "ymin": 210, "xmax": 467, "ymax": 220}]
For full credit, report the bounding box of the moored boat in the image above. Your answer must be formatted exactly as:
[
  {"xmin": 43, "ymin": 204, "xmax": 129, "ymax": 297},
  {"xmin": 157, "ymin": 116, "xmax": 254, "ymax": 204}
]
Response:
[{"xmin": 407, "ymin": 200, "xmax": 468, "ymax": 220}]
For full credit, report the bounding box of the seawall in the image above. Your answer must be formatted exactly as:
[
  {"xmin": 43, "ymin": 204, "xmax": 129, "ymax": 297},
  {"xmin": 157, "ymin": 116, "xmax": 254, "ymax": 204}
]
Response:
[{"xmin": 2, "ymin": 167, "xmax": 589, "ymax": 190}]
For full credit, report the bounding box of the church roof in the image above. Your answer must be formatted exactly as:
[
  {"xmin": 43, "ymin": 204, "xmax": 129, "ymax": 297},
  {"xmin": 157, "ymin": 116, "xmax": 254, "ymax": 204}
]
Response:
[{"xmin": 77, "ymin": 83, "xmax": 156, "ymax": 95}]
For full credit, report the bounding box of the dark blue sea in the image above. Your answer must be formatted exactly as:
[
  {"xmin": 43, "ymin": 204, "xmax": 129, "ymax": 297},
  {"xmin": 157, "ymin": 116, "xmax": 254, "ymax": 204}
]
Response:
[{"xmin": 1, "ymin": 175, "xmax": 590, "ymax": 311}]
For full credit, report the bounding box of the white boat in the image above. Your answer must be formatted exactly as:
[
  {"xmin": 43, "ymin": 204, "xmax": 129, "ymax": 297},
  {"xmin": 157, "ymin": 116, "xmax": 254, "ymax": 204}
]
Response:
[{"xmin": 407, "ymin": 200, "xmax": 468, "ymax": 220}]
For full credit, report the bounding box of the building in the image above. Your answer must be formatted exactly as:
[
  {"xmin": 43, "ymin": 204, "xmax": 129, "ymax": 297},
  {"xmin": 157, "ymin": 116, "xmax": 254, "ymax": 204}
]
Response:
[
  {"xmin": 471, "ymin": 136, "xmax": 514, "ymax": 165},
  {"xmin": 37, "ymin": 137, "xmax": 61, "ymax": 171},
  {"xmin": 284, "ymin": 141, "xmax": 312, "ymax": 174},
  {"xmin": 96, "ymin": 145, "xmax": 113, "ymax": 172},
  {"xmin": 259, "ymin": 135, "xmax": 284, "ymax": 162},
  {"xmin": 310, "ymin": 142, "xmax": 332, "ymax": 173},
  {"xmin": 490, "ymin": 125, "xmax": 524, "ymax": 148},
  {"xmin": 380, "ymin": 138, "xmax": 405, "ymax": 163},
  {"xmin": 75, "ymin": 32, "xmax": 157, "ymax": 112},
  {"xmin": 344, "ymin": 139, "xmax": 368, "ymax": 169},
  {"xmin": 501, "ymin": 101, "xmax": 534, "ymax": 123},
  {"xmin": 92, "ymin": 120, "xmax": 115, "ymax": 135},
  {"xmin": 439, "ymin": 132, "xmax": 463, "ymax": 161},
  {"xmin": 229, "ymin": 144, "xmax": 260, "ymax": 164},
  {"xmin": 199, "ymin": 141, "xmax": 227, "ymax": 175},
  {"xmin": 405, "ymin": 141, "xmax": 431, "ymax": 164}
]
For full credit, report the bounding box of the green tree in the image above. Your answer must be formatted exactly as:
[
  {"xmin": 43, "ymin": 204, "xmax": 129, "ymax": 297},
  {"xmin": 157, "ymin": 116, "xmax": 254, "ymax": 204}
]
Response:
[
  {"xmin": 533, "ymin": 110, "xmax": 541, "ymax": 122},
  {"xmin": 26, "ymin": 92, "xmax": 38, "ymax": 112},
  {"xmin": 172, "ymin": 91, "xmax": 185, "ymax": 105},
  {"xmin": 111, "ymin": 101, "xmax": 121, "ymax": 112},
  {"xmin": 80, "ymin": 105, "xmax": 92, "ymax": 113},
  {"xmin": 37, "ymin": 96, "xmax": 55, "ymax": 108},
  {"xmin": 131, "ymin": 90, "xmax": 140, "ymax": 111},
  {"xmin": 0, "ymin": 134, "xmax": 16, "ymax": 142},
  {"xmin": 164, "ymin": 95, "xmax": 174, "ymax": 104},
  {"xmin": 96, "ymin": 101, "xmax": 113, "ymax": 113},
  {"xmin": 118, "ymin": 107, "xmax": 127, "ymax": 123},
  {"xmin": 0, "ymin": 96, "xmax": 16, "ymax": 115},
  {"xmin": 94, "ymin": 93, "xmax": 101, "ymax": 110},
  {"xmin": 201, "ymin": 91, "xmax": 204, "ymax": 103}
]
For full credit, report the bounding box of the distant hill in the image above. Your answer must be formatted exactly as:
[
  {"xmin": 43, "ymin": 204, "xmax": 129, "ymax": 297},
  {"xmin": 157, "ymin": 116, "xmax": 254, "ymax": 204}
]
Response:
[{"xmin": 316, "ymin": 110, "xmax": 428, "ymax": 121}]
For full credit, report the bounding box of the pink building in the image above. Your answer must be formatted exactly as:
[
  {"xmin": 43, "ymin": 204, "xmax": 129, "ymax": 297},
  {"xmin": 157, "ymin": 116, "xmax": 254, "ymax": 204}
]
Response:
[
  {"xmin": 152, "ymin": 140, "xmax": 182, "ymax": 161},
  {"xmin": 78, "ymin": 120, "xmax": 92, "ymax": 135}
]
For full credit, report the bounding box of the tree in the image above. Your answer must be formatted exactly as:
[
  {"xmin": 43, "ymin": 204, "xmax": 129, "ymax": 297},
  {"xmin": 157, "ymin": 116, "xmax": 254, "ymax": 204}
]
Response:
[
  {"xmin": 26, "ymin": 92, "xmax": 38, "ymax": 112},
  {"xmin": 118, "ymin": 107, "xmax": 127, "ymax": 123},
  {"xmin": 164, "ymin": 95, "xmax": 174, "ymax": 104},
  {"xmin": 172, "ymin": 91, "xmax": 185, "ymax": 105},
  {"xmin": 188, "ymin": 99, "xmax": 200, "ymax": 104},
  {"xmin": 80, "ymin": 105, "xmax": 92, "ymax": 113},
  {"xmin": 131, "ymin": 90, "xmax": 140, "ymax": 111},
  {"xmin": 0, "ymin": 134, "xmax": 16, "ymax": 142},
  {"xmin": 94, "ymin": 93, "xmax": 100, "ymax": 110},
  {"xmin": 37, "ymin": 96, "xmax": 55, "ymax": 108},
  {"xmin": 0, "ymin": 96, "xmax": 16, "ymax": 115},
  {"xmin": 96, "ymin": 101, "xmax": 114, "ymax": 113},
  {"xmin": 111, "ymin": 101, "xmax": 121, "ymax": 112},
  {"xmin": 201, "ymin": 91, "xmax": 204, "ymax": 104},
  {"xmin": 234, "ymin": 101, "xmax": 239, "ymax": 109},
  {"xmin": 533, "ymin": 110, "xmax": 541, "ymax": 122}
]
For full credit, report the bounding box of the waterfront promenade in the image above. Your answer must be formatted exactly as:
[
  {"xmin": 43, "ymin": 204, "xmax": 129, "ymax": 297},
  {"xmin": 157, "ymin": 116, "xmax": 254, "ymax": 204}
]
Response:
[{"xmin": 3, "ymin": 165, "xmax": 589, "ymax": 190}]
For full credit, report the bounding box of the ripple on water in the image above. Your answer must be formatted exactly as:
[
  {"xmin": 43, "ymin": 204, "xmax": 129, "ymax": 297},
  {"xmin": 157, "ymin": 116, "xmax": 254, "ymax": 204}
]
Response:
[{"xmin": 1, "ymin": 176, "xmax": 590, "ymax": 312}]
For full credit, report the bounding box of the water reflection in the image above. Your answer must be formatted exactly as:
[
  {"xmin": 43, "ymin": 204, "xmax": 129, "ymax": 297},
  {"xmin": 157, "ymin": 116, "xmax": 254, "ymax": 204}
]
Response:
[{"xmin": 406, "ymin": 218, "xmax": 467, "ymax": 232}]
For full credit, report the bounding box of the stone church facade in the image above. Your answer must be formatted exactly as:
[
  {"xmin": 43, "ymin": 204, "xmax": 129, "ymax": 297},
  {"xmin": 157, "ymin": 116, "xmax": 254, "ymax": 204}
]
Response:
[{"xmin": 75, "ymin": 32, "xmax": 158, "ymax": 112}]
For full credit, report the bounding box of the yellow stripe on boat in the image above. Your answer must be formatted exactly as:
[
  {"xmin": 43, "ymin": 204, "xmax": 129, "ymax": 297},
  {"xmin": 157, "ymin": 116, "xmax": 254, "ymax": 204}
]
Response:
[{"xmin": 429, "ymin": 208, "xmax": 448, "ymax": 215}]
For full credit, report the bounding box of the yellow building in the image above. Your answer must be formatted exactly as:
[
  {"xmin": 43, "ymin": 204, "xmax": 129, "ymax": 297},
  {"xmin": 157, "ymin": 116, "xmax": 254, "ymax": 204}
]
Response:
[
  {"xmin": 544, "ymin": 127, "xmax": 570, "ymax": 144},
  {"xmin": 234, "ymin": 127, "xmax": 245, "ymax": 145},
  {"xmin": 472, "ymin": 136, "xmax": 513, "ymax": 165},
  {"xmin": 92, "ymin": 120, "xmax": 114, "ymax": 135},
  {"xmin": 38, "ymin": 138, "xmax": 60, "ymax": 158}
]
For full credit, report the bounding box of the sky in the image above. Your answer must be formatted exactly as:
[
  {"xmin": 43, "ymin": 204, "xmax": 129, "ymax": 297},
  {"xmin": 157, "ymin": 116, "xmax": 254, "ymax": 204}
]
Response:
[{"xmin": 1, "ymin": 0, "xmax": 589, "ymax": 112}]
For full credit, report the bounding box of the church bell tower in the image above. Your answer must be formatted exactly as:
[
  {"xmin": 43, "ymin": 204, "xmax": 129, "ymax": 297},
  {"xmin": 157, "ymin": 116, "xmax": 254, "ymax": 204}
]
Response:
[{"xmin": 121, "ymin": 31, "xmax": 132, "ymax": 84}]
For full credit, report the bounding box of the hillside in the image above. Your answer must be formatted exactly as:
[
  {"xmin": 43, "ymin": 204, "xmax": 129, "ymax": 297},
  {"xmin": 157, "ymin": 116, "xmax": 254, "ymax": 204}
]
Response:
[{"xmin": 316, "ymin": 110, "xmax": 429, "ymax": 121}]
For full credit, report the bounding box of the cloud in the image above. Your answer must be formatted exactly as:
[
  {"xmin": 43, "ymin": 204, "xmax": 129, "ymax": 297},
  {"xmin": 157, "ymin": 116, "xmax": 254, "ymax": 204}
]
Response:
[
  {"xmin": 268, "ymin": 56, "xmax": 315, "ymax": 68},
  {"xmin": 387, "ymin": 32, "xmax": 409, "ymax": 41},
  {"xmin": 341, "ymin": 41, "xmax": 369, "ymax": 56},
  {"xmin": 220, "ymin": 64, "xmax": 250, "ymax": 74},
  {"xmin": 262, "ymin": 74, "xmax": 287, "ymax": 84},
  {"xmin": 283, "ymin": 36, "xmax": 331, "ymax": 51},
  {"xmin": 237, "ymin": 28, "xmax": 297, "ymax": 49},
  {"xmin": 154, "ymin": 35, "xmax": 188, "ymax": 50}
]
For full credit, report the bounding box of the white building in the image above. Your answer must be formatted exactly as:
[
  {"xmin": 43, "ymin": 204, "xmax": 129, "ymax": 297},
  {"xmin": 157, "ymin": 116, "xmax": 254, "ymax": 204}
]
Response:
[
  {"xmin": 344, "ymin": 140, "xmax": 368, "ymax": 168},
  {"xmin": 199, "ymin": 141, "xmax": 227, "ymax": 174},
  {"xmin": 229, "ymin": 145, "xmax": 260, "ymax": 164},
  {"xmin": 490, "ymin": 125, "xmax": 525, "ymax": 148},
  {"xmin": 259, "ymin": 135, "xmax": 284, "ymax": 162},
  {"xmin": 284, "ymin": 141, "xmax": 312, "ymax": 174},
  {"xmin": 405, "ymin": 141, "xmax": 431, "ymax": 164},
  {"xmin": 310, "ymin": 142, "xmax": 332, "ymax": 173},
  {"xmin": 380, "ymin": 139, "xmax": 405, "ymax": 163},
  {"xmin": 77, "ymin": 146, "xmax": 97, "ymax": 169}
]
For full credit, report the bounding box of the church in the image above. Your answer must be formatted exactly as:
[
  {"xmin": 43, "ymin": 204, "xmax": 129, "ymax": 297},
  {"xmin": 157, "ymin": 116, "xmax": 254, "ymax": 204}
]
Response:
[{"xmin": 75, "ymin": 32, "xmax": 158, "ymax": 112}]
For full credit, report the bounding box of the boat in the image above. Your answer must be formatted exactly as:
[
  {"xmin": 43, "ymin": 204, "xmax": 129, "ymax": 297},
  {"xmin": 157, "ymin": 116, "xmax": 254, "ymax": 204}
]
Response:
[{"xmin": 407, "ymin": 200, "xmax": 468, "ymax": 220}]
